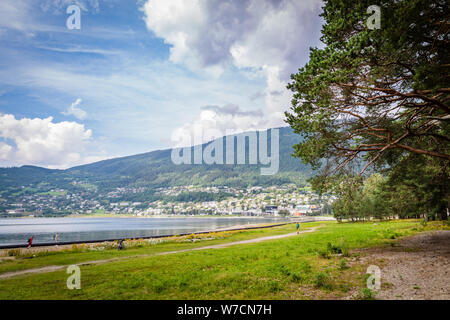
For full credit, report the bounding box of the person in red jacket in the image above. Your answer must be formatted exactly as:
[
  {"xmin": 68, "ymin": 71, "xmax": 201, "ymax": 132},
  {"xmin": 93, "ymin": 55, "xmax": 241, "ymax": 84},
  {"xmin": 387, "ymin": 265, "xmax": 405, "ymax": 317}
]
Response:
[{"xmin": 27, "ymin": 236, "xmax": 33, "ymax": 248}]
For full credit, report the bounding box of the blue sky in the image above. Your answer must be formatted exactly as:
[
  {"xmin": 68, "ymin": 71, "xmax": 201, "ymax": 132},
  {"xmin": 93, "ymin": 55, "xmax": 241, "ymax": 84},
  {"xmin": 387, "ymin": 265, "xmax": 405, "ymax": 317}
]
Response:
[{"xmin": 0, "ymin": 0, "xmax": 323, "ymax": 168}]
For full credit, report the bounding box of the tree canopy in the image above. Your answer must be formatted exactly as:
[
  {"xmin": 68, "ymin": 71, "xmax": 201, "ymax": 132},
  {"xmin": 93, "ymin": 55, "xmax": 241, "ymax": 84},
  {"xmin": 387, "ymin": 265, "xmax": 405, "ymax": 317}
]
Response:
[
  {"xmin": 286, "ymin": 0, "xmax": 449, "ymax": 219},
  {"xmin": 286, "ymin": 0, "xmax": 449, "ymax": 173}
]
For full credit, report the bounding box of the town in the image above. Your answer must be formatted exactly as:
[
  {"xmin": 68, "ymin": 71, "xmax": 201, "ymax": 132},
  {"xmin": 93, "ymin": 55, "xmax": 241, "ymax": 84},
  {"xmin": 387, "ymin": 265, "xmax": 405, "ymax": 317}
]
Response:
[{"xmin": 0, "ymin": 184, "xmax": 335, "ymax": 217}]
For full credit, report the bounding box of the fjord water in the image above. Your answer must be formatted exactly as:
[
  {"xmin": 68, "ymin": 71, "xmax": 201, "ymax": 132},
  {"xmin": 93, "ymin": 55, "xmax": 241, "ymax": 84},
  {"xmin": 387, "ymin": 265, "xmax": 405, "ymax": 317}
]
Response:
[{"xmin": 0, "ymin": 217, "xmax": 287, "ymax": 246}]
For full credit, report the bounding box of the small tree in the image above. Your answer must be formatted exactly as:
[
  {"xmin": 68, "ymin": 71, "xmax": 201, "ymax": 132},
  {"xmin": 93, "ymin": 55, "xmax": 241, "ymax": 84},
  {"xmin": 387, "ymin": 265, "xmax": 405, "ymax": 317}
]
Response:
[{"xmin": 278, "ymin": 209, "xmax": 291, "ymax": 217}]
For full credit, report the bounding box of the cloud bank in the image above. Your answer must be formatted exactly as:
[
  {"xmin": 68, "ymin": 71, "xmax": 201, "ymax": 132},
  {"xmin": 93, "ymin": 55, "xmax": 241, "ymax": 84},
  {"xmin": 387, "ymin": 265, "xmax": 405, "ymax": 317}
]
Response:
[
  {"xmin": 0, "ymin": 114, "xmax": 93, "ymax": 168},
  {"xmin": 142, "ymin": 0, "xmax": 323, "ymax": 144}
]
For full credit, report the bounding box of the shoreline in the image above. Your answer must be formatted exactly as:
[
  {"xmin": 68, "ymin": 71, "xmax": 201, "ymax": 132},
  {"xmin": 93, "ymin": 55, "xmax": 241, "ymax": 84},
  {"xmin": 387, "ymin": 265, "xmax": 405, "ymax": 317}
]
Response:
[
  {"xmin": 0, "ymin": 213, "xmax": 335, "ymax": 220},
  {"xmin": 0, "ymin": 218, "xmax": 325, "ymax": 250},
  {"xmin": 1, "ymin": 214, "xmax": 296, "ymax": 219}
]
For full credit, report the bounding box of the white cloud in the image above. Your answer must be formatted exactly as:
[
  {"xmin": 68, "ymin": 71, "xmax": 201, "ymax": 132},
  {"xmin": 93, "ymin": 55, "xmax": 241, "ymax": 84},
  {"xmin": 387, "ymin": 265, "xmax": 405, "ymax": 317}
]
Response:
[
  {"xmin": 63, "ymin": 98, "xmax": 87, "ymax": 120},
  {"xmin": 142, "ymin": 0, "xmax": 322, "ymax": 78},
  {"xmin": 142, "ymin": 0, "xmax": 323, "ymax": 142},
  {"xmin": 170, "ymin": 104, "xmax": 265, "ymax": 147},
  {"xmin": 141, "ymin": 0, "xmax": 207, "ymax": 69},
  {"xmin": 0, "ymin": 57, "xmax": 263, "ymax": 142},
  {"xmin": 0, "ymin": 142, "xmax": 13, "ymax": 160},
  {"xmin": 0, "ymin": 114, "xmax": 93, "ymax": 168},
  {"xmin": 0, "ymin": 0, "xmax": 33, "ymax": 33},
  {"xmin": 37, "ymin": 45, "xmax": 122, "ymax": 55}
]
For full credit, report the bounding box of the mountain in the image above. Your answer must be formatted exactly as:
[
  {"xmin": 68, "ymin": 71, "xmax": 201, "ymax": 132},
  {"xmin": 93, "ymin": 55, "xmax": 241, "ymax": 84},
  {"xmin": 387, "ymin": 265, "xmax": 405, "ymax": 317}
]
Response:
[{"xmin": 0, "ymin": 127, "xmax": 312, "ymax": 194}]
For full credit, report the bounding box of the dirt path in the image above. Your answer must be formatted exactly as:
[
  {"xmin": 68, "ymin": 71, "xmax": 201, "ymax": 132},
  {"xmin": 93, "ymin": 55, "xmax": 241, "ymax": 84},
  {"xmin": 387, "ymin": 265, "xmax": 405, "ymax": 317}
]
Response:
[
  {"xmin": 355, "ymin": 230, "xmax": 450, "ymax": 300},
  {"xmin": 0, "ymin": 226, "xmax": 320, "ymax": 280}
]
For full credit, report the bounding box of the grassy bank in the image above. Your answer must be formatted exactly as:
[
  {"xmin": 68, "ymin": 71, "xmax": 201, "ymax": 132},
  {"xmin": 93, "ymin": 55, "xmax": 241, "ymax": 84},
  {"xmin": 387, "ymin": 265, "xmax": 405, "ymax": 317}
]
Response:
[
  {"xmin": 0, "ymin": 222, "xmax": 315, "ymax": 274},
  {"xmin": 0, "ymin": 219, "xmax": 447, "ymax": 299}
]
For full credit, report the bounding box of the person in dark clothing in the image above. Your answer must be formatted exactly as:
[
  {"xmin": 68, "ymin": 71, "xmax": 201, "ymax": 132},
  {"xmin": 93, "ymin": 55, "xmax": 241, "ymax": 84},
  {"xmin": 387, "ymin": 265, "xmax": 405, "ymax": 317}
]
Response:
[
  {"xmin": 296, "ymin": 223, "xmax": 300, "ymax": 235},
  {"xmin": 118, "ymin": 239, "xmax": 125, "ymax": 250}
]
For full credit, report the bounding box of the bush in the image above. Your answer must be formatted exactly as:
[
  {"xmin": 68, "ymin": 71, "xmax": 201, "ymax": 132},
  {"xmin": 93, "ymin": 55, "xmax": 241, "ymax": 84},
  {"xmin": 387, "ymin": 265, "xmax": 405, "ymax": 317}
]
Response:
[
  {"xmin": 71, "ymin": 244, "xmax": 89, "ymax": 253},
  {"xmin": 337, "ymin": 238, "xmax": 350, "ymax": 257},
  {"xmin": 339, "ymin": 259, "xmax": 349, "ymax": 270},
  {"xmin": 317, "ymin": 249, "xmax": 331, "ymax": 259},
  {"xmin": 267, "ymin": 280, "xmax": 281, "ymax": 292},
  {"xmin": 7, "ymin": 249, "xmax": 21, "ymax": 257},
  {"xmin": 318, "ymin": 242, "xmax": 349, "ymax": 258},
  {"xmin": 290, "ymin": 272, "xmax": 303, "ymax": 283},
  {"xmin": 327, "ymin": 242, "xmax": 342, "ymax": 254},
  {"xmin": 279, "ymin": 265, "xmax": 291, "ymax": 277},
  {"xmin": 341, "ymin": 246, "xmax": 350, "ymax": 257},
  {"xmin": 358, "ymin": 288, "xmax": 375, "ymax": 300},
  {"xmin": 313, "ymin": 272, "xmax": 333, "ymax": 290},
  {"xmin": 300, "ymin": 261, "xmax": 312, "ymax": 273}
]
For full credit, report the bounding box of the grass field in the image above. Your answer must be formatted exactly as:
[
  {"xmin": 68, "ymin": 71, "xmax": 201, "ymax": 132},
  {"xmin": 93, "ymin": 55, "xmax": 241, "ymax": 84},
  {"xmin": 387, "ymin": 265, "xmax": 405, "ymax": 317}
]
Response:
[{"xmin": 0, "ymin": 219, "xmax": 447, "ymax": 299}]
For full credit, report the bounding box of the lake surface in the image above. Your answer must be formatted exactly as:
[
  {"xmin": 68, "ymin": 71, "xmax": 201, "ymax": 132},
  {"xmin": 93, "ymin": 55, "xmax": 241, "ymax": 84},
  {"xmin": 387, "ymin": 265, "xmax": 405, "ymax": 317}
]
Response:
[{"xmin": 0, "ymin": 216, "xmax": 289, "ymax": 246}]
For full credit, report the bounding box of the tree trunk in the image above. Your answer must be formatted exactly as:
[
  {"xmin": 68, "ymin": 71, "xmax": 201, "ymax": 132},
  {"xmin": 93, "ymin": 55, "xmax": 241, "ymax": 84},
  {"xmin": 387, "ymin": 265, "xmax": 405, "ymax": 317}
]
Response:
[{"xmin": 439, "ymin": 202, "xmax": 448, "ymax": 221}]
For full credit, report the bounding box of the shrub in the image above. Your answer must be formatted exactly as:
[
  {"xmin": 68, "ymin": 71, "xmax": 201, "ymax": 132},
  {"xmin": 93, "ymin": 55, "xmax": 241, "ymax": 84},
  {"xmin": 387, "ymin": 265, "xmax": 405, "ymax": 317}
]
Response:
[
  {"xmin": 358, "ymin": 288, "xmax": 375, "ymax": 300},
  {"xmin": 337, "ymin": 238, "xmax": 350, "ymax": 257},
  {"xmin": 290, "ymin": 272, "xmax": 303, "ymax": 283},
  {"xmin": 7, "ymin": 249, "xmax": 21, "ymax": 257},
  {"xmin": 341, "ymin": 246, "xmax": 350, "ymax": 257},
  {"xmin": 279, "ymin": 265, "xmax": 291, "ymax": 277},
  {"xmin": 318, "ymin": 242, "xmax": 348, "ymax": 258},
  {"xmin": 327, "ymin": 242, "xmax": 343, "ymax": 254},
  {"xmin": 339, "ymin": 259, "xmax": 349, "ymax": 270},
  {"xmin": 267, "ymin": 280, "xmax": 281, "ymax": 292},
  {"xmin": 313, "ymin": 272, "xmax": 333, "ymax": 290},
  {"xmin": 317, "ymin": 249, "xmax": 331, "ymax": 259},
  {"xmin": 300, "ymin": 261, "xmax": 312, "ymax": 273}
]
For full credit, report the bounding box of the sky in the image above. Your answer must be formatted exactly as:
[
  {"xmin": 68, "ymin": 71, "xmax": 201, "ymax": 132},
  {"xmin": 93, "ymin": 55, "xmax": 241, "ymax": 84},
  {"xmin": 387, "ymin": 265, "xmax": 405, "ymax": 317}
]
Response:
[{"xmin": 0, "ymin": 0, "xmax": 324, "ymax": 169}]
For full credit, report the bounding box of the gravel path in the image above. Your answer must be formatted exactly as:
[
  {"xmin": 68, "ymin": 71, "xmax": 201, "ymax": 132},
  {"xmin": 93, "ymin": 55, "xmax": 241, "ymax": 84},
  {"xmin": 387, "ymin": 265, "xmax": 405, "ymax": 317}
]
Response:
[
  {"xmin": 358, "ymin": 230, "xmax": 450, "ymax": 300},
  {"xmin": 0, "ymin": 226, "xmax": 319, "ymax": 280}
]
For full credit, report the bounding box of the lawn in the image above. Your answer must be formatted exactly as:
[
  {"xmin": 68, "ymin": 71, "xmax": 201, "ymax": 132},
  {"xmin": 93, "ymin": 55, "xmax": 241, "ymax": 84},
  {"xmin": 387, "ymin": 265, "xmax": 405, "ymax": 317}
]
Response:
[
  {"xmin": 0, "ymin": 222, "xmax": 317, "ymax": 274},
  {"xmin": 0, "ymin": 219, "xmax": 447, "ymax": 299}
]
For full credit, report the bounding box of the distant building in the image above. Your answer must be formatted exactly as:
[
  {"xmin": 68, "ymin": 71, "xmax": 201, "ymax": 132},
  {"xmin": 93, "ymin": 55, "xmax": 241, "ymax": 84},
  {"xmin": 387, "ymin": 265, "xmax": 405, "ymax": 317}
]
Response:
[
  {"xmin": 265, "ymin": 205, "xmax": 278, "ymax": 216},
  {"xmin": 6, "ymin": 208, "xmax": 25, "ymax": 214},
  {"xmin": 294, "ymin": 204, "xmax": 322, "ymax": 216},
  {"xmin": 295, "ymin": 205, "xmax": 311, "ymax": 215}
]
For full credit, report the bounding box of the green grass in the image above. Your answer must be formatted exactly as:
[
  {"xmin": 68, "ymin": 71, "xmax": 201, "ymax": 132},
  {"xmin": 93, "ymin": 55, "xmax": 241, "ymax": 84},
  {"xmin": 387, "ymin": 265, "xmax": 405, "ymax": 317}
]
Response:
[
  {"xmin": 38, "ymin": 190, "xmax": 67, "ymax": 196},
  {"xmin": 0, "ymin": 222, "xmax": 313, "ymax": 274},
  {"xmin": 0, "ymin": 219, "xmax": 447, "ymax": 300},
  {"xmin": 75, "ymin": 183, "xmax": 98, "ymax": 192}
]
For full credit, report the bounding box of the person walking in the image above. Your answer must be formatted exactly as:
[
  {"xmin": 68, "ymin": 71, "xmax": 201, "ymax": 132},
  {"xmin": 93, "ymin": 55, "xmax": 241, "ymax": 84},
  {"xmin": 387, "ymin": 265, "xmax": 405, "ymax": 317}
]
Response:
[
  {"xmin": 117, "ymin": 239, "xmax": 125, "ymax": 250},
  {"xmin": 54, "ymin": 233, "xmax": 59, "ymax": 243},
  {"xmin": 296, "ymin": 223, "xmax": 300, "ymax": 235},
  {"xmin": 27, "ymin": 236, "xmax": 33, "ymax": 248}
]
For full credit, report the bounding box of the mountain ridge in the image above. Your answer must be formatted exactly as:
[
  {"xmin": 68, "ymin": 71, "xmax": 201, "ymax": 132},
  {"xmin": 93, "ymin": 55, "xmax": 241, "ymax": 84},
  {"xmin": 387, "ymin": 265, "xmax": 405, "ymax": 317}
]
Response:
[{"xmin": 0, "ymin": 126, "xmax": 311, "ymax": 192}]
